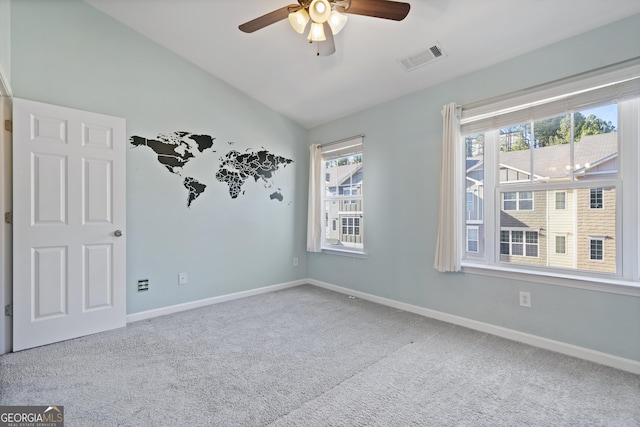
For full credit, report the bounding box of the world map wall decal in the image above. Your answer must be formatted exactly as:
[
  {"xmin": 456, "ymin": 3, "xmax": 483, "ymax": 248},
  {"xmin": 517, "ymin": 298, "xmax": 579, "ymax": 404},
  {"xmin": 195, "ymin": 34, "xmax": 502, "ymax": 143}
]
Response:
[{"xmin": 130, "ymin": 131, "xmax": 294, "ymax": 207}]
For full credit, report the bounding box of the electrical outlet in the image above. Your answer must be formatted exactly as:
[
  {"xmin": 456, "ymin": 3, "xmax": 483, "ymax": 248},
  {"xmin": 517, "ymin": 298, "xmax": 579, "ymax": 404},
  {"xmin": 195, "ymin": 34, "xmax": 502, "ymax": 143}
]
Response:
[
  {"xmin": 138, "ymin": 279, "xmax": 149, "ymax": 292},
  {"xmin": 293, "ymin": 257, "xmax": 299, "ymax": 267},
  {"xmin": 179, "ymin": 273, "xmax": 188, "ymax": 285},
  {"xmin": 519, "ymin": 291, "xmax": 531, "ymax": 308}
]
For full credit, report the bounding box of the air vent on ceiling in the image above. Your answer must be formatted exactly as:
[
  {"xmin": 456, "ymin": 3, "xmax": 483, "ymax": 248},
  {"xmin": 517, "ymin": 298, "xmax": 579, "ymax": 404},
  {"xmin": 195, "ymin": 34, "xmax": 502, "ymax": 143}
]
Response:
[{"xmin": 400, "ymin": 43, "xmax": 447, "ymax": 72}]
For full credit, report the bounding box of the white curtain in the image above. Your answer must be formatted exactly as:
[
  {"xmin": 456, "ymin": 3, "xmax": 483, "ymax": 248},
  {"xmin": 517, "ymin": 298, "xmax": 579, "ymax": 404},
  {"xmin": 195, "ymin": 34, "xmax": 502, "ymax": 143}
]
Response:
[
  {"xmin": 434, "ymin": 102, "xmax": 462, "ymax": 272},
  {"xmin": 307, "ymin": 144, "xmax": 322, "ymax": 252}
]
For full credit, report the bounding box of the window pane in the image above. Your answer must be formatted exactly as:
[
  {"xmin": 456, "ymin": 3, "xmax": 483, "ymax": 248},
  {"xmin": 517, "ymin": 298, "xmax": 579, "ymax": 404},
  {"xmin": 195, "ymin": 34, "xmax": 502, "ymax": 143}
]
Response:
[
  {"xmin": 525, "ymin": 244, "xmax": 538, "ymax": 257},
  {"xmin": 555, "ymin": 192, "xmax": 566, "ymax": 210},
  {"xmin": 574, "ymin": 104, "xmax": 618, "ymax": 179},
  {"xmin": 590, "ymin": 188, "xmax": 603, "ymax": 209},
  {"xmin": 468, "ymin": 228, "xmax": 478, "ymax": 240},
  {"xmin": 525, "ymin": 231, "xmax": 538, "ymax": 257},
  {"xmin": 512, "ymin": 243, "xmax": 523, "ymax": 256},
  {"xmin": 525, "ymin": 231, "xmax": 538, "ymax": 244},
  {"xmin": 532, "ymin": 113, "xmax": 571, "ymax": 183},
  {"xmin": 519, "ymin": 192, "xmax": 533, "ymax": 210},
  {"xmin": 511, "ymin": 231, "xmax": 523, "ymax": 243},
  {"xmin": 590, "ymin": 239, "xmax": 603, "ymax": 260},
  {"xmin": 328, "ymin": 210, "xmax": 364, "ymax": 248},
  {"xmin": 498, "ymin": 187, "xmax": 615, "ymax": 272},
  {"xmin": 500, "ymin": 124, "xmax": 531, "ymax": 184},
  {"xmin": 503, "ymin": 192, "xmax": 517, "ymax": 210},
  {"xmin": 467, "ymin": 227, "xmax": 479, "ymax": 253},
  {"xmin": 465, "ymin": 134, "xmax": 485, "ymax": 259}
]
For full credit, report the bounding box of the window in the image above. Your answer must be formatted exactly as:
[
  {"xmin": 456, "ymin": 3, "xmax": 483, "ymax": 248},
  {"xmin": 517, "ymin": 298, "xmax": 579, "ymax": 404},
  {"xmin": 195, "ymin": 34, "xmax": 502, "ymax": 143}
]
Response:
[
  {"xmin": 590, "ymin": 188, "xmax": 603, "ymax": 209},
  {"xmin": 555, "ymin": 192, "xmax": 566, "ymax": 210},
  {"xmin": 465, "ymin": 139, "xmax": 484, "ymax": 225},
  {"xmin": 460, "ymin": 65, "xmax": 640, "ymax": 283},
  {"xmin": 590, "ymin": 238, "xmax": 604, "ymax": 260},
  {"xmin": 318, "ymin": 137, "xmax": 364, "ymax": 253},
  {"xmin": 503, "ymin": 191, "xmax": 533, "ymax": 211},
  {"xmin": 467, "ymin": 226, "xmax": 479, "ymax": 252},
  {"xmin": 341, "ymin": 217, "xmax": 361, "ymax": 236},
  {"xmin": 500, "ymin": 229, "xmax": 538, "ymax": 258},
  {"xmin": 466, "ymin": 192, "xmax": 474, "ymax": 212},
  {"xmin": 525, "ymin": 231, "xmax": 538, "ymax": 257}
]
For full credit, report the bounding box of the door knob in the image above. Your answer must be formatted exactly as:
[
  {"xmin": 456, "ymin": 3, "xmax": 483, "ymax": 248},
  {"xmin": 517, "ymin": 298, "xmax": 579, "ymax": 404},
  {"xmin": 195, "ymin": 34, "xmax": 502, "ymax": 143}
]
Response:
[{"xmin": 114, "ymin": 230, "xmax": 123, "ymax": 237}]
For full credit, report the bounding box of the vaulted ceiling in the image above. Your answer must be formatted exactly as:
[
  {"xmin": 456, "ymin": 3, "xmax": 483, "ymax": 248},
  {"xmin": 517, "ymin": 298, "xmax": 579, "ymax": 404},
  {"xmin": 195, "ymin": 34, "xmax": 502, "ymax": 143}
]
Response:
[{"xmin": 83, "ymin": 0, "xmax": 640, "ymax": 129}]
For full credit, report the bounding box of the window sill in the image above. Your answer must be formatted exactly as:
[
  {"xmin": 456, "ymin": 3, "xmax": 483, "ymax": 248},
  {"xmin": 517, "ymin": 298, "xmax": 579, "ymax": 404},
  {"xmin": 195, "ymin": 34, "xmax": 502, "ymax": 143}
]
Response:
[
  {"xmin": 321, "ymin": 248, "xmax": 368, "ymax": 259},
  {"xmin": 461, "ymin": 262, "xmax": 640, "ymax": 297}
]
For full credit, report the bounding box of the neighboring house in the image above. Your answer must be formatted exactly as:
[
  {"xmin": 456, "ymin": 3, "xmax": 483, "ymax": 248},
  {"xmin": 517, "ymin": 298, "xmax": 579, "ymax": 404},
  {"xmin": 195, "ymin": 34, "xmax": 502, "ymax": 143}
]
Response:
[
  {"xmin": 466, "ymin": 132, "xmax": 617, "ymax": 273},
  {"xmin": 325, "ymin": 162, "xmax": 363, "ymax": 247}
]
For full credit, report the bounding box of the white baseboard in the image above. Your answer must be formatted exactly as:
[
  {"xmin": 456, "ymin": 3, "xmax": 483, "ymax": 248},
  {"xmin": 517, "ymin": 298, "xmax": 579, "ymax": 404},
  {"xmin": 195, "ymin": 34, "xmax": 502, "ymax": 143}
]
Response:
[
  {"xmin": 308, "ymin": 279, "xmax": 640, "ymax": 375},
  {"xmin": 126, "ymin": 279, "xmax": 306, "ymax": 323}
]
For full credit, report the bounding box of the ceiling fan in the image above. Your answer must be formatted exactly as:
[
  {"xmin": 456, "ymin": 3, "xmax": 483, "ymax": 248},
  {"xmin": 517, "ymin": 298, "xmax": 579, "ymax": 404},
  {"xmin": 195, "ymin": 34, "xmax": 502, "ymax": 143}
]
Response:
[{"xmin": 239, "ymin": 0, "xmax": 410, "ymax": 56}]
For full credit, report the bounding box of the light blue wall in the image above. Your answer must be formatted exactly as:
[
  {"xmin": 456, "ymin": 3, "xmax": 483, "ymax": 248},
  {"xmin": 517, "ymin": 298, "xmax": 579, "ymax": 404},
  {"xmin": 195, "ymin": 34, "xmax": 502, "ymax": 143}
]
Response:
[
  {"xmin": 0, "ymin": 0, "xmax": 9, "ymax": 85},
  {"xmin": 10, "ymin": 0, "xmax": 309, "ymax": 314},
  {"xmin": 308, "ymin": 13, "xmax": 640, "ymax": 361},
  {"xmin": 9, "ymin": 0, "xmax": 640, "ymax": 361}
]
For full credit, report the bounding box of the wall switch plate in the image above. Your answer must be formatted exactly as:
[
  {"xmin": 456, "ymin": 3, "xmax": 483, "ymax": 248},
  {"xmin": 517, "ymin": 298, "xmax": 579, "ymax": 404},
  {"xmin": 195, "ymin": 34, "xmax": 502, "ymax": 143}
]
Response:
[
  {"xmin": 179, "ymin": 273, "xmax": 188, "ymax": 285},
  {"xmin": 293, "ymin": 257, "xmax": 299, "ymax": 267},
  {"xmin": 519, "ymin": 291, "xmax": 531, "ymax": 308}
]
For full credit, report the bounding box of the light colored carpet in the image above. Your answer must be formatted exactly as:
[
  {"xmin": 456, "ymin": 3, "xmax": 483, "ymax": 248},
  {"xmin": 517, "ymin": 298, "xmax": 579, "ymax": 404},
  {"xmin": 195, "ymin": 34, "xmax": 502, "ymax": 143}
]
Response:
[{"xmin": 1, "ymin": 285, "xmax": 638, "ymax": 426}]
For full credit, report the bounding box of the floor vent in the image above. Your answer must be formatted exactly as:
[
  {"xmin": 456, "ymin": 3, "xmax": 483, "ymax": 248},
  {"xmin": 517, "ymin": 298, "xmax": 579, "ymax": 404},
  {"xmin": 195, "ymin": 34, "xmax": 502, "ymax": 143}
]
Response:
[{"xmin": 400, "ymin": 43, "xmax": 447, "ymax": 72}]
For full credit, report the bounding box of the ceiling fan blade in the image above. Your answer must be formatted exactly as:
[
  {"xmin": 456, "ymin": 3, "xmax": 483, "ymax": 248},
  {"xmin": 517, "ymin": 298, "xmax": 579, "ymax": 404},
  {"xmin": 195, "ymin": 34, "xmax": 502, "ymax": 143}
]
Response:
[
  {"xmin": 239, "ymin": 5, "xmax": 295, "ymax": 33},
  {"xmin": 340, "ymin": 0, "xmax": 410, "ymax": 21},
  {"xmin": 317, "ymin": 22, "xmax": 336, "ymax": 56}
]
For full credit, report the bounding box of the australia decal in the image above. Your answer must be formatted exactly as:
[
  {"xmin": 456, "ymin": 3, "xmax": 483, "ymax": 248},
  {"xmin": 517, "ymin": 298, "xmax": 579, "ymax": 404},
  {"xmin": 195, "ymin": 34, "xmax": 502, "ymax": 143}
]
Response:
[{"xmin": 130, "ymin": 131, "xmax": 293, "ymax": 207}]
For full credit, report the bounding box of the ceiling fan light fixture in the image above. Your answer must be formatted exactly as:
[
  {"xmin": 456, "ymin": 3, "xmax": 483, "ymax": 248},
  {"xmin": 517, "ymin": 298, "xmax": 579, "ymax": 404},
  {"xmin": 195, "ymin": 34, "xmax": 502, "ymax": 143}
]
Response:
[
  {"xmin": 328, "ymin": 9, "xmax": 348, "ymax": 34},
  {"xmin": 309, "ymin": 0, "xmax": 332, "ymax": 23},
  {"xmin": 288, "ymin": 9, "xmax": 310, "ymax": 34},
  {"xmin": 307, "ymin": 21, "xmax": 326, "ymax": 42}
]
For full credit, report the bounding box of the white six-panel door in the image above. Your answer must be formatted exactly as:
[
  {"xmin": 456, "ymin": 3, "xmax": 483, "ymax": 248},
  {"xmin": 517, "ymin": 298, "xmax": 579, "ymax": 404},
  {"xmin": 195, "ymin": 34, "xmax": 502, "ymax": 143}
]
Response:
[{"xmin": 13, "ymin": 98, "xmax": 126, "ymax": 351}]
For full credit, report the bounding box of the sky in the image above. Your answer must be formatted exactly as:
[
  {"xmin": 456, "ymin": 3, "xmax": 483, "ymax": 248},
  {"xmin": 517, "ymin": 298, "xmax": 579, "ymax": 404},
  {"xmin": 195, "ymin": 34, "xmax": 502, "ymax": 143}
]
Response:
[{"xmin": 580, "ymin": 103, "xmax": 618, "ymax": 127}]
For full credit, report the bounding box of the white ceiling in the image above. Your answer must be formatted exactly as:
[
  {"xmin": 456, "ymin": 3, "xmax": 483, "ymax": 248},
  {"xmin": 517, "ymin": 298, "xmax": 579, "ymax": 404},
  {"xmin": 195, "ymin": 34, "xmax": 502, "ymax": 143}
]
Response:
[{"xmin": 83, "ymin": 0, "xmax": 640, "ymax": 129}]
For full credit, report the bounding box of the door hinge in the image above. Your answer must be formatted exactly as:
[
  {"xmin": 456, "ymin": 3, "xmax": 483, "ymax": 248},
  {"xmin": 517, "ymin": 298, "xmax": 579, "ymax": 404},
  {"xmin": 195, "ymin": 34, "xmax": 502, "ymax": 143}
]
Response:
[
  {"xmin": 4, "ymin": 120, "xmax": 11, "ymax": 133},
  {"xmin": 4, "ymin": 212, "xmax": 12, "ymax": 224},
  {"xmin": 4, "ymin": 304, "xmax": 12, "ymax": 317}
]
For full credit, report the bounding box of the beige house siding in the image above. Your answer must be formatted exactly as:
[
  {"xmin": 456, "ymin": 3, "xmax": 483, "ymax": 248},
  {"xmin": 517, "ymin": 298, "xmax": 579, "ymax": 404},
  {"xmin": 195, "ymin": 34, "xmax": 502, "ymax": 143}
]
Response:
[{"xmin": 576, "ymin": 187, "xmax": 616, "ymax": 273}]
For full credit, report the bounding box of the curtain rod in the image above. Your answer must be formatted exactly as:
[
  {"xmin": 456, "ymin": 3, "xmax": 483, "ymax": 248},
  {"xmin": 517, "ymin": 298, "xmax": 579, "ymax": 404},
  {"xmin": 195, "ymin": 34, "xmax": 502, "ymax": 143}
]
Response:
[
  {"xmin": 316, "ymin": 134, "xmax": 365, "ymax": 148},
  {"xmin": 461, "ymin": 56, "xmax": 640, "ymax": 111}
]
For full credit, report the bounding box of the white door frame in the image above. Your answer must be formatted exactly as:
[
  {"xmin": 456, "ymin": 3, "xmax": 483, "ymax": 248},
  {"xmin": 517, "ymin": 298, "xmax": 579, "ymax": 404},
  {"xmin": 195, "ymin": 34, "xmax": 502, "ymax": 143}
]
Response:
[{"xmin": 0, "ymin": 68, "xmax": 12, "ymax": 355}]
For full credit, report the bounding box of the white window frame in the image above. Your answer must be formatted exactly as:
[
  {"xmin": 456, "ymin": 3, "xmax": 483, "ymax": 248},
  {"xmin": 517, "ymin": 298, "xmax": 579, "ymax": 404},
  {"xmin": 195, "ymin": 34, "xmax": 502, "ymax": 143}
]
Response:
[
  {"xmin": 500, "ymin": 228, "xmax": 538, "ymax": 258},
  {"xmin": 341, "ymin": 217, "xmax": 361, "ymax": 236},
  {"xmin": 503, "ymin": 191, "xmax": 533, "ymax": 211},
  {"xmin": 319, "ymin": 137, "xmax": 365, "ymax": 256},
  {"xmin": 459, "ymin": 64, "xmax": 640, "ymax": 297},
  {"xmin": 589, "ymin": 187, "xmax": 604, "ymax": 209},
  {"xmin": 589, "ymin": 237, "xmax": 604, "ymax": 261}
]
